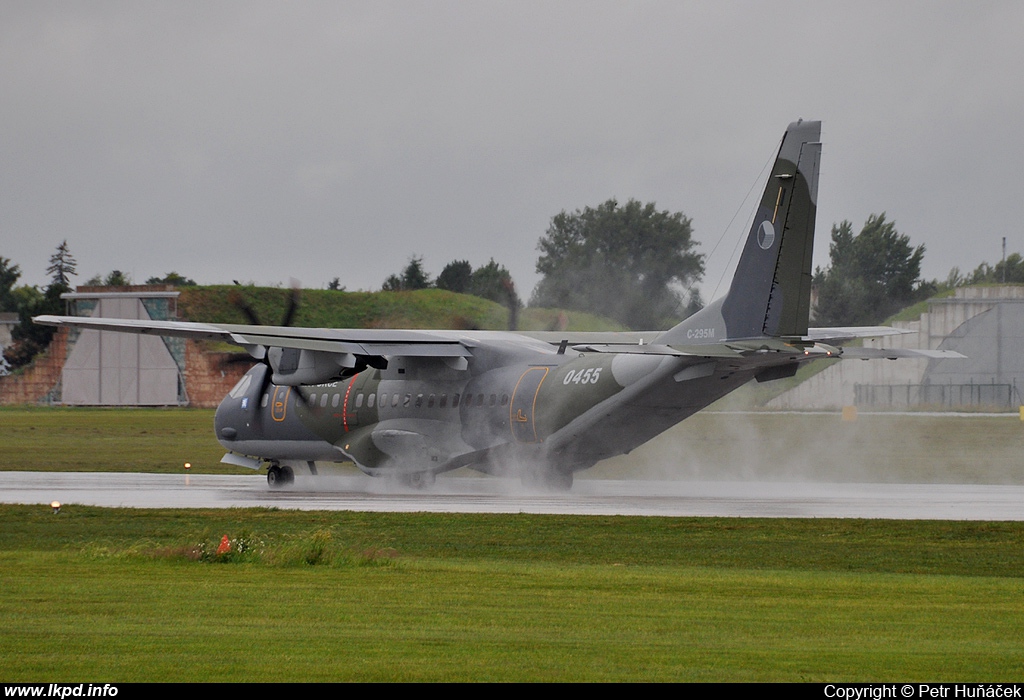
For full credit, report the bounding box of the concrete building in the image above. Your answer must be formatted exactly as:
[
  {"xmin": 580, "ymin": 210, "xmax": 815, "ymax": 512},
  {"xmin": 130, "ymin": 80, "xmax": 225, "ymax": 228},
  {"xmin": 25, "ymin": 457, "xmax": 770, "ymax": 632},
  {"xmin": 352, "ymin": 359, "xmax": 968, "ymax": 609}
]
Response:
[
  {"xmin": 769, "ymin": 286, "xmax": 1024, "ymax": 410},
  {"xmin": 0, "ymin": 286, "xmax": 252, "ymax": 407},
  {"xmin": 59, "ymin": 289, "xmax": 186, "ymax": 405}
]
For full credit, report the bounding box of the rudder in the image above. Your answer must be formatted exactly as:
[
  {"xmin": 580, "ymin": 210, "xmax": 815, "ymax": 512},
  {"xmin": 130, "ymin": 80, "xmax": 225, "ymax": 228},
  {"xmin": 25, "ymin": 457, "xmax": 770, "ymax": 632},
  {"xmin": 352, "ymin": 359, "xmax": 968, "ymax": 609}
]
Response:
[{"xmin": 659, "ymin": 120, "xmax": 821, "ymax": 345}]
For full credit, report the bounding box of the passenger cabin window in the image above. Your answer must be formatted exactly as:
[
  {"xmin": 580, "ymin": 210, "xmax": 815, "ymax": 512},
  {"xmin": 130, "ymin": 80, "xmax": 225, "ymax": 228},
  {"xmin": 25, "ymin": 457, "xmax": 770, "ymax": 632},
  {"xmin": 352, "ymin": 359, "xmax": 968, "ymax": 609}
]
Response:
[
  {"xmin": 355, "ymin": 393, "xmax": 363, "ymax": 408},
  {"xmin": 368, "ymin": 393, "xmax": 375, "ymax": 408},
  {"xmin": 320, "ymin": 394, "xmax": 328, "ymax": 408},
  {"xmin": 332, "ymin": 393, "xmax": 340, "ymax": 408}
]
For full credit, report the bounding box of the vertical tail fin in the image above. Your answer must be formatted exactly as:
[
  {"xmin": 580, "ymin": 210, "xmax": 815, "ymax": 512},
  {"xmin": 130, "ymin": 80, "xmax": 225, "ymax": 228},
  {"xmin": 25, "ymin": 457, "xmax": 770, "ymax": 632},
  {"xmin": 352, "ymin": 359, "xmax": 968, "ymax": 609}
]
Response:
[{"xmin": 660, "ymin": 120, "xmax": 821, "ymax": 344}]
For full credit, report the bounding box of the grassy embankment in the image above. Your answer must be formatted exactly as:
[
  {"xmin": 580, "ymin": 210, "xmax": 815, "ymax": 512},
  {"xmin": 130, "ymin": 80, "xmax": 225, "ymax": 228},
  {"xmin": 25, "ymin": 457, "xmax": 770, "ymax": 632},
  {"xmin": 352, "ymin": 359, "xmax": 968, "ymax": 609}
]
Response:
[
  {"xmin": 2, "ymin": 504, "xmax": 1023, "ymax": 681},
  {"xmin": 176, "ymin": 285, "xmax": 626, "ymax": 333}
]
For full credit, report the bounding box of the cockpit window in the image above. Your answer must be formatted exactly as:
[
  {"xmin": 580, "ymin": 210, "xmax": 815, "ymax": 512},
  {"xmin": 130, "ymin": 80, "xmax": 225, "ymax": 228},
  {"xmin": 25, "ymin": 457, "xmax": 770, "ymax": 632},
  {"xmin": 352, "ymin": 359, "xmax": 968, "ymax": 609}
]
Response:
[{"xmin": 228, "ymin": 374, "xmax": 252, "ymax": 399}]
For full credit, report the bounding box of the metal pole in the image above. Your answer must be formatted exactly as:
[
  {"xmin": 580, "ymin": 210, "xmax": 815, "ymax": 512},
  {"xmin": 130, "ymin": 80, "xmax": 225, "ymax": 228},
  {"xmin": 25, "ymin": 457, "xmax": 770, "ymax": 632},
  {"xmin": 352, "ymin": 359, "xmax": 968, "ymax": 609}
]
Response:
[{"xmin": 1002, "ymin": 236, "xmax": 1007, "ymax": 283}]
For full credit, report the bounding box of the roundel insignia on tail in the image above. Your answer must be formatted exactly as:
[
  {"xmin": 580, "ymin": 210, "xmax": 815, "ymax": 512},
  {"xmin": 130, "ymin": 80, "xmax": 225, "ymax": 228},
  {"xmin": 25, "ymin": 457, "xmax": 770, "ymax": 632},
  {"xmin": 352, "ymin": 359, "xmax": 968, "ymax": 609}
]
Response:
[{"xmin": 757, "ymin": 220, "xmax": 775, "ymax": 250}]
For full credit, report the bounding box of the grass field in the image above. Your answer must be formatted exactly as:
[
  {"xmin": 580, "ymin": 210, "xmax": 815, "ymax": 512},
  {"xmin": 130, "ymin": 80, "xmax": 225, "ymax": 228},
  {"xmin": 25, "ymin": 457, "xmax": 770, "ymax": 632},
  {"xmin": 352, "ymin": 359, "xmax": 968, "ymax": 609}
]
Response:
[
  {"xmin": 2, "ymin": 505, "xmax": 1023, "ymax": 681},
  {"xmin": 0, "ymin": 407, "xmax": 232, "ymax": 473},
  {"xmin": 4, "ymin": 406, "xmax": 1024, "ymax": 484},
  {"xmin": 3, "ymin": 407, "xmax": 1024, "ymax": 680}
]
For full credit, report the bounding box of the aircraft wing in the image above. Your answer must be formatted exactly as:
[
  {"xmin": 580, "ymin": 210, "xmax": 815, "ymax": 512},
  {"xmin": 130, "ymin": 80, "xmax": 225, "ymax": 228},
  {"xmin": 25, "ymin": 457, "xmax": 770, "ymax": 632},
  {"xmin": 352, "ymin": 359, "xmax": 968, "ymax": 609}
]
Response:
[
  {"xmin": 32, "ymin": 315, "xmax": 473, "ymax": 358},
  {"xmin": 34, "ymin": 315, "xmax": 963, "ymax": 366},
  {"xmin": 566, "ymin": 342, "xmax": 742, "ymax": 357},
  {"xmin": 523, "ymin": 326, "xmax": 914, "ymax": 350}
]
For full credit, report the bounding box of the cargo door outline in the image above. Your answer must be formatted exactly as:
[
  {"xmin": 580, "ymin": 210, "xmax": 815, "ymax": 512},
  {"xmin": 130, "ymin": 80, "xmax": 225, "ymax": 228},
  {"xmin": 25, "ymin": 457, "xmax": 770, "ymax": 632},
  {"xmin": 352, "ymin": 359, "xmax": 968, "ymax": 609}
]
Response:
[
  {"xmin": 510, "ymin": 367, "xmax": 548, "ymax": 443},
  {"xmin": 272, "ymin": 386, "xmax": 290, "ymax": 422}
]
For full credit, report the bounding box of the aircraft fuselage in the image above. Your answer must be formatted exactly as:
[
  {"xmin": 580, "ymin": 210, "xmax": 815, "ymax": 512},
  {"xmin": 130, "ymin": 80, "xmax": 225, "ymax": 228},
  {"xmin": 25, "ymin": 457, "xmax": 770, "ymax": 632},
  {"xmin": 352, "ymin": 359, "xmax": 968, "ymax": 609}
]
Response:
[{"xmin": 213, "ymin": 340, "xmax": 755, "ymax": 483}]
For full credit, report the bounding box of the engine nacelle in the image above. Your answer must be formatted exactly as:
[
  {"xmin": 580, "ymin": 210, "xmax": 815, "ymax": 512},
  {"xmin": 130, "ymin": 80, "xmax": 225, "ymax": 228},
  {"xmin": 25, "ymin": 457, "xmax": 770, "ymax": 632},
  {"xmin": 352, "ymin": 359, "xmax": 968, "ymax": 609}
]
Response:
[{"xmin": 267, "ymin": 347, "xmax": 356, "ymax": 386}]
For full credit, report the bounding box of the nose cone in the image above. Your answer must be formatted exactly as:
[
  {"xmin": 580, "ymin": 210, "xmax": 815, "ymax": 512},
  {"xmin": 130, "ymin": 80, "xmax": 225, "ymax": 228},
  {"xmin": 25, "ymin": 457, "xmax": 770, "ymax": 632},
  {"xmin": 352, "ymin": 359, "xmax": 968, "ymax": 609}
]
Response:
[
  {"xmin": 214, "ymin": 398, "xmax": 239, "ymax": 444},
  {"xmin": 215, "ymin": 364, "xmax": 267, "ymax": 448}
]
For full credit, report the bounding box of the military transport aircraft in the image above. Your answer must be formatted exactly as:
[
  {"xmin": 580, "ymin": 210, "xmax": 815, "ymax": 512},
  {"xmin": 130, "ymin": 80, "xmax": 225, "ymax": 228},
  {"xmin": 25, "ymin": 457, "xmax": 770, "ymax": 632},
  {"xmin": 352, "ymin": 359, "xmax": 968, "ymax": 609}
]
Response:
[{"xmin": 35, "ymin": 120, "xmax": 955, "ymax": 490}]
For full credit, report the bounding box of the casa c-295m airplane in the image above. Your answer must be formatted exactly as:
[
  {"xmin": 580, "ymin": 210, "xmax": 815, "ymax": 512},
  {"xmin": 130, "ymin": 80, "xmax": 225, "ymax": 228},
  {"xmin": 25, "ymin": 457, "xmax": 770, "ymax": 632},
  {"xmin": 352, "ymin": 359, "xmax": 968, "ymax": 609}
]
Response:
[{"xmin": 36, "ymin": 120, "xmax": 953, "ymax": 490}]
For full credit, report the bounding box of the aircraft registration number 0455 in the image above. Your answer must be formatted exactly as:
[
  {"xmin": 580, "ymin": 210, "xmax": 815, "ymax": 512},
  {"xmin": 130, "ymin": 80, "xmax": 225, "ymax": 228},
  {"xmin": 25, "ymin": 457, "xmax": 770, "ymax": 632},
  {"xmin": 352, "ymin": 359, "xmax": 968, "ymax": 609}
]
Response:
[{"xmin": 563, "ymin": 367, "xmax": 602, "ymax": 385}]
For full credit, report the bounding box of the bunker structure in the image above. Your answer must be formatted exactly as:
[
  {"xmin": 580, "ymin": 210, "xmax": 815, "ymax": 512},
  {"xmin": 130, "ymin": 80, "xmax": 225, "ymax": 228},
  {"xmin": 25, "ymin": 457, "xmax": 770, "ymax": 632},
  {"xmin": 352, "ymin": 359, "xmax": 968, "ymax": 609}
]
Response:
[
  {"xmin": 58, "ymin": 289, "xmax": 186, "ymax": 406},
  {"xmin": 770, "ymin": 286, "xmax": 1024, "ymax": 411},
  {"xmin": 0, "ymin": 286, "xmax": 247, "ymax": 407}
]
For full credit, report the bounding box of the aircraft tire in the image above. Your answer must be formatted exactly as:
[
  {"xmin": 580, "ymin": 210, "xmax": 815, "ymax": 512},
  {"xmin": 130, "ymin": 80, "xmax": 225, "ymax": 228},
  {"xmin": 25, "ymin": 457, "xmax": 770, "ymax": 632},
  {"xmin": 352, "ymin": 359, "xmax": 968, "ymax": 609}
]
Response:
[
  {"xmin": 545, "ymin": 469, "xmax": 573, "ymax": 492},
  {"xmin": 522, "ymin": 467, "xmax": 573, "ymax": 492},
  {"xmin": 401, "ymin": 471, "xmax": 436, "ymax": 490},
  {"xmin": 281, "ymin": 465, "xmax": 295, "ymax": 485},
  {"xmin": 267, "ymin": 465, "xmax": 283, "ymax": 488}
]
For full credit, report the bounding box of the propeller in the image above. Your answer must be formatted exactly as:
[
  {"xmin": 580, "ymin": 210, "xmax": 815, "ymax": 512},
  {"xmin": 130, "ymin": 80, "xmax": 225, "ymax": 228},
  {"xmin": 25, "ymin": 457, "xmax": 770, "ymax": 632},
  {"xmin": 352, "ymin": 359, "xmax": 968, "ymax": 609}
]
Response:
[
  {"xmin": 502, "ymin": 278, "xmax": 519, "ymax": 331},
  {"xmin": 226, "ymin": 283, "xmax": 301, "ymax": 327},
  {"xmin": 221, "ymin": 283, "xmax": 380, "ymax": 415},
  {"xmin": 220, "ymin": 283, "xmax": 306, "ymax": 413}
]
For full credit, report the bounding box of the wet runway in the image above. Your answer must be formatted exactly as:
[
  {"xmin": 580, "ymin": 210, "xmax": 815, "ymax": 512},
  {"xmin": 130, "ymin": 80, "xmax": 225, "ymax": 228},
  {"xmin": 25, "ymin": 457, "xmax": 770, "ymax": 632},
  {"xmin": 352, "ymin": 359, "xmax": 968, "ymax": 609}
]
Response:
[{"xmin": 2, "ymin": 471, "xmax": 1023, "ymax": 520}]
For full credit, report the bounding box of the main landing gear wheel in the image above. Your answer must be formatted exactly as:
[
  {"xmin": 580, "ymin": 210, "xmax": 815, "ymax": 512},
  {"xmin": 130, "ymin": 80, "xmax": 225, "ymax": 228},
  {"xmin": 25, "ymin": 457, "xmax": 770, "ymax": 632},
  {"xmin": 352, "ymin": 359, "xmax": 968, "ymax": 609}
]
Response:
[
  {"xmin": 399, "ymin": 471, "xmax": 436, "ymax": 489},
  {"xmin": 523, "ymin": 468, "xmax": 573, "ymax": 492},
  {"xmin": 267, "ymin": 465, "xmax": 282, "ymax": 488},
  {"xmin": 544, "ymin": 469, "xmax": 573, "ymax": 491},
  {"xmin": 267, "ymin": 465, "xmax": 295, "ymax": 488}
]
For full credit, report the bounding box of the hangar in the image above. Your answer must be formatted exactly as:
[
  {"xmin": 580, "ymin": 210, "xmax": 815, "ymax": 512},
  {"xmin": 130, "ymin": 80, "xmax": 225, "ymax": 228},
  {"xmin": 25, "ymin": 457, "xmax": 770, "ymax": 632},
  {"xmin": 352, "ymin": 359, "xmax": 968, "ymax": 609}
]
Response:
[
  {"xmin": 0, "ymin": 286, "xmax": 245, "ymax": 407},
  {"xmin": 59, "ymin": 289, "xmax": 186, "ymax": 405}
]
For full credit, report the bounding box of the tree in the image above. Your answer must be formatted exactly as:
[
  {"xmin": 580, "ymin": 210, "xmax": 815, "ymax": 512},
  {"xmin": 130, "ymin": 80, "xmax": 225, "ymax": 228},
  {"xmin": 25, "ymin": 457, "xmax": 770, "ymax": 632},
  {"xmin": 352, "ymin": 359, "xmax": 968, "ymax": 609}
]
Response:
[
  {"xmin": 85, "ymin": 271, "xmax": 131, "ymax": 286},
  {"xmin": 3, "ymin": 247, "xmax": 72, "ymax": 369},
  {"xmin": 468, "ymin": 259, "xmax": 519, "ymax": 307},
  {"xmin": 3, "ymin": 243, "xmax": 76, "ymax": 367},
  {"xmin": 0, "ymin": 257, "xmax": 21, "ymax": 312},
  {"xmin": 531, "ymin": 199, "xmax": 703, "ymax": 329},
  {"xmin": 104, "ymin": 270, "xmax": 131, "ymax": 286},
  {"xmin": 813, "ymin": 213, "xmax": 927, "ymax": 326},
  {"xmin": 382, "ymin": 256, "xmax": 431, "ymax": 291},
  {"xmin": 146, "ymin": 271, "xmax": 196, "ymax": 286},
  {"xmin": 956, "ymin": 253, "xmax": 1024, "ymax": 286},
  {"xmin": 436, "ymin": 260, "xmax": 473, "ymax": 294},
  {"xmin": 46, "ymin": 240, "xmax": 77, "ymax": 288}
]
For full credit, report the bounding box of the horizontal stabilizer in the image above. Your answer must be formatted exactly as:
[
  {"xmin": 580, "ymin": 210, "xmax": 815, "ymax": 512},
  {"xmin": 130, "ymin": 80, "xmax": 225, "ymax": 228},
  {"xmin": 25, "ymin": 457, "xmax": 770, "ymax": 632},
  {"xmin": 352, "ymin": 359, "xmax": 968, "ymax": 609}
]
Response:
[
  {"xmin": 840, "ymin": 347, "xmax": 965, "ymax": 360},
  {"xmin": 801, "ymin": 326, "xmax": 912, "ymax": 344}
]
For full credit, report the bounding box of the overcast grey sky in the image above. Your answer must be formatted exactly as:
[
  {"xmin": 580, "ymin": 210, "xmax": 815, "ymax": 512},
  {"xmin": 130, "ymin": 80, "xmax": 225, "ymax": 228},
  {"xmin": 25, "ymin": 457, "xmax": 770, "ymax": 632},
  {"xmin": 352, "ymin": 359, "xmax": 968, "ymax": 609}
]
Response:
[{"xmin": 3, "ymin": 1, "xmax": 1022, "ymax": 304}]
